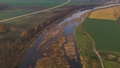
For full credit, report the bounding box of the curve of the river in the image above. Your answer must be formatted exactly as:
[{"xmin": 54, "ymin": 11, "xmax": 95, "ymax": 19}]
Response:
[{"xmin": 18, "ymin": 3, "xmax": 120, "ymax": 68}]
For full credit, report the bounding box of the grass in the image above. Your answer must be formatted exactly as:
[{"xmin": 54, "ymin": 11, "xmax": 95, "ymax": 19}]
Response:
[
  {"xmin": 0, "ymin": 9, "xmax": 36, "ymax": 21},
  {"xmin": 0, "ymin": 0, "xmax": 67, "ymax": 8},
  {"xmin": 99, "ymin": 51, "xmax": 120, "ymax": 68},
  {"xmin": 75, "ymin": 25, "xmax": 101, "ymax": 68},
  {"xmin": 0, "ymin": 0, "xmax": 67, "ymax": 3},
  {"xmin": 65, "ymin": 1, "xmax": 100, "ymax": 6},
  {"xmin": 84, "ymin": 18, "xmax": 120, "ymax": 52},
  {"xmin": 9, "ymin": 3, "xmax": 65, "ymax": 8},
  {"xmin": 103, "ymin": 60, "xmax": 120, "ymax": 68}
]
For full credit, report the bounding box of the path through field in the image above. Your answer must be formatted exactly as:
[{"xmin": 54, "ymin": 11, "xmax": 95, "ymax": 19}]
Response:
[{"xmin": 87, "ymin": 34, "xmax": 104, "ymax": 68}]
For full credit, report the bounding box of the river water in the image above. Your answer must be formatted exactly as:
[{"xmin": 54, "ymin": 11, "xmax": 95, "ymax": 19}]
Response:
[{"xmin": 18, "ymin": 3, "xmax": 120, "ymax": 68}]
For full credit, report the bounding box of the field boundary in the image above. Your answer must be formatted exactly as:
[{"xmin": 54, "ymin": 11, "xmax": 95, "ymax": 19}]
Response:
[
  {"xmin": 86, "ymin": 33, "xmax": 104, "ymax": 68},
  {"xmin": 0, "ymin": 0, "xmax": 70, "ymax": 23},
  {"xmin": 79, "ymin": 8, "xmax": 105, "ymax": 68}
]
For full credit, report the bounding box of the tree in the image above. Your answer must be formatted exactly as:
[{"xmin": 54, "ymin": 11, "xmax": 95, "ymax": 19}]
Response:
[{"xmin": 21, "ymin": 31, "xmax": 29, "ymax": 39}]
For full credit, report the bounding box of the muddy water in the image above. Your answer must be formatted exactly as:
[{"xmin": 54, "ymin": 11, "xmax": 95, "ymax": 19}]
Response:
[{"xmin": 18, "ymin": 3, "xmax": 120, "ymax": 68}]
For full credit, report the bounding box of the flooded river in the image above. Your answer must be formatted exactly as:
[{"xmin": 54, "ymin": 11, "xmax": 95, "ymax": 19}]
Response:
[{"xmin": 18, "ymin": 3, "xmax": 120, "ymax": 68}]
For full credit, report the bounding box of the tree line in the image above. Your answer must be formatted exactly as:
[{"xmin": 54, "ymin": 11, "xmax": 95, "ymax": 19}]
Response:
[{"xmin": 20, "ymin": 4, "xmax": 97, "ymax": 40}]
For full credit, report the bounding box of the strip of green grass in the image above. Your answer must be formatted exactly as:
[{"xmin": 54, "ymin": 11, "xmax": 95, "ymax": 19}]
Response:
[
  {"xmin": 0, "ymin": 0, "xmax": 67, "ymax": 8},
  {"xmin": 0, "ymin": 0, "xmax": 67, "ymax": 3},
  {"xmin": 9, "ymin": 3, "xmax": 64, "ymax": 8},
  {"xmin": 103, "ymin": 60, "xmax": 120, "ymax": 68},
  {"xmin": 0, "ymin": 9, "xmax": 36, "ymax": 21},
  {"xmin": 84, "ymin": 18, "xmax": 120, "ymax": 52},
  {"xmin": 65, "ymin": 1, "xmax": 100, "ymax": 6},
  {"xmin": 75, "ymin": 25, "xmax": 101, "ymax": 68}
]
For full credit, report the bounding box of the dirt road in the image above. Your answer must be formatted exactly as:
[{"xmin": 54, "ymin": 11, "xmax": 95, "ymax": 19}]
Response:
[{"xmin": 87, "ymin": 34, "xmax": 104, "ymax": 68}]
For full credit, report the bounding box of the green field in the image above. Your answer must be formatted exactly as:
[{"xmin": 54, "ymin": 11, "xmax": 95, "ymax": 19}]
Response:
[
  {"xmin": 103, "ymin": 60, "xmax": 120, "ymax": 68},
  {"xmin": 75, "ymin": 25, "xmax": 101, "ymax": 68},
  {"xmin": 0, "ymin": 0, "xmax": 67, "ymax": 8},
  {"xmin": 0, "ymin": 9, "xmax": 36, "ymax": 21},
  {"xmin": 0, "ymin": 0, "xmax": 67, "ymax": 3},
  {"xmin": 84, "ymin": 18, "xmax": 120, "ymax": 52},
  {"xmin": 65, "ymin": 1, "xmax": 100, "ymax": 6},
  {"xmin": 9, "ymin": 3, "xmax": 64, "ymax": 8}
]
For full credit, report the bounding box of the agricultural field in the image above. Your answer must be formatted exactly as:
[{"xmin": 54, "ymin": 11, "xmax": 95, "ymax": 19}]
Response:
[
  {"xmin": 0, "ymin": 0, "xmax": 68, "ymax": 3},
  {"xmin": 9, "ymin": 3, "xmax": 64, "ymax": 8},
  {"xmin": 0, "ymin": 0, "xmax": 68, "ymax": 21},
  {"xmin": 71, "ymin": 0, "xmax": 102, "ymax": 2},
  {"xmin": 89, "ymin": 6, "xmax": 120, "ymax": 20},
  {"xmin": 0, "ymin": 0, "xmax": 67, "ymax": 8},
  {"xmin": 81, "ymin": 5, "xmax": 120, "ymax": 68},
  {"xmin": 0, "ymin": 9, "xmax": 36, "ymax": 20},
  {"xmin": 84, "ymin": 18, "xmax": 120, "ymax": 52}
]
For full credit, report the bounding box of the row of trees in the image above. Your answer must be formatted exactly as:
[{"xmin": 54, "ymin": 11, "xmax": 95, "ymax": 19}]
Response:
[{"xmin": 20, "ymin": 4, "xmax": 97, "ymax": 40}]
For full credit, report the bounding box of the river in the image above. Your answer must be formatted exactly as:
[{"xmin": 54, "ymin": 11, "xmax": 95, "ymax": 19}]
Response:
[{"xmin": 18, "ymin": 3, "xmax": 120, "ymax": 68}]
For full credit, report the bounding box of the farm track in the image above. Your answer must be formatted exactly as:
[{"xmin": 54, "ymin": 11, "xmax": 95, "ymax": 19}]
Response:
[
  {"xmin": 0, "ymin": 0, "xmax": 70, "ymax": 23},
  {"xmin": 87, "ymin": 33, "xmax": 104, "ymax": 68}
]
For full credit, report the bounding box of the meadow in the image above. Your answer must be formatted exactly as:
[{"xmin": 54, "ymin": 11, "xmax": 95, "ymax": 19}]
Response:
[
  {"xmin": 9, "ymin": 3, "xmax": 64, "ymax": 8},
  {"xmin": 84, "ymin": 18, "xmax": 120, "ymax": 52},
  {"xmin": 0, "ymin": 9, "xmax": 36, "ymax": 20},
  {"xmin": 0, "ymin": 0, "xmax": 67, "ymax": 3},
  {"xmin": 65, "ymin": 1, "xmax": 100, "ymax": 6},
  {"xmin": 75, "ymin": 25, "xmax": 101, "ymax": 68},
  {"xmin": 0, "ymin": 0, "xmax": 67, "ymax": 8},
  {"xmin": 103, "ymin": 60, "xmax": 120, "ymax": 68}
]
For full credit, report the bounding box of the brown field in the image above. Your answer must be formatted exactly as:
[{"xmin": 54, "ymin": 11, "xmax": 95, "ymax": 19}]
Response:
[{"xmin": 89, "ymin": 6, "xmax": 120, "ymax": 20}]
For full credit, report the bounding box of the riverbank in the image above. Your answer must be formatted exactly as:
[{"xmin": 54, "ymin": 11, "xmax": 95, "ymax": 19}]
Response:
[
  {"xmin": 75, "ymin": 4, "xmax": 120, "ymax": 68},
  {"xmin": 17, "ymin": 5, "xmax": 95, "ymax": 68},
  {"xmin": 75, "ymin": 12, "xmax": 102, "ymax": 68},
  {"xmin": 18, "ymin": 2, "xmax": 120, "ymax": 68}
]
